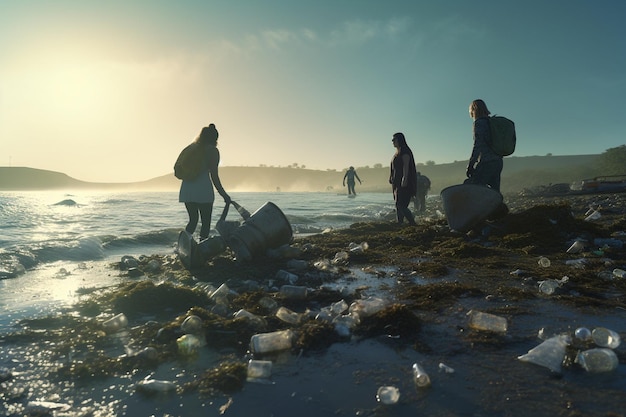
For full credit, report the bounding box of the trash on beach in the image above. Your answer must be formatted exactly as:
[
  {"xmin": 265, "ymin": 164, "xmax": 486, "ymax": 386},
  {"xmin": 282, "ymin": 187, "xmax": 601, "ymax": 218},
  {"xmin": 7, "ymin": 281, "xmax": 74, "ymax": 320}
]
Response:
[
  {"xmin": 438, "ymin": 362, "xmax": 455, "ymax": 374},
  {"xmin": 575, "ymin": 348, "xmax": 619, "ymax": 373},
  {"xmin": 566, "ymin": 240, "xmax": 586, "ymax": 254},
  {"xmin": 275, "ymin": 306, "xmax": 301, "ymax": 325},
  {"xmin": 467, "ymin": 310, "xmax": 508, "ymax": 333},
  {"xmin": 584, "ymin": 209, "xmax": 601, "ymax": 221},
  {"xmin": 234, "ymin": 309, "xmax": 268, "ymax": 330},
  {"xmin": 593, "ymin": 238, "xmax": 623, "ymax": 249},
  {"xmin": 177, "ymin": 334, "xmax": 202, "ymax": 356},
  {"xmin": 250, "ymin": 329, "xmax": 294, "ymax": 354},
  {"xmin": 613, "ymin": 268, "xmax": 626, "ymax": 279},
  {"xmin": 412, "ymin": 362, "xmax": 431, "ymax": 387},
  {"xmin": 102, "ymin": 313, "xmax": 128, "ymax": 333},
  {"xmin": 538, "ymin": 276, "xmax": 569, "ymax": 295},
  {"xmin": 275, "ymin": 269, "xmax": 299, "ymax": 284},
  {"xmin": 279, "ymin": 284, "xmax": 307, "ymax": 299},
  {"xmin": 349, "ymin": 297, "xmax": 388, "ymax": 320},
  {"xmin": 181, "ymin": 315, "xmax": 203, "ymax": 334},
  {"xmin": 247, "ymin": 359, "xmax": 273, "ymax": 383},
  {"xmin": 591, "ymin": 327, "xmax": 621, "ymax": 349},
  {"xmin": 136, "ymin": 378, "xmax": 178, "ymax": 394},
  {"xmin": 376, "ymin": 386, "xmax": 400, "ymax": 405},
  {"xmin": 565, "ymin": 258, "xmax": 586, "ymax": 268},
  {"xmin": 517, "ymin": 334, "xmax": 570, "ymax": 373},
  {"xmin": 348, "ymin": 241, "xmax": 369, "ymax": 253},
  {"xmin": 537, "ymin": 256, "xmax": 551, "ymax": 268},
  {"xmin": 574, "ymin": 327, "xmax": 592, "ymax": 342},
  {"xmin": 332, "ymin": 251, "xmax": 349, "ymax": 265}
]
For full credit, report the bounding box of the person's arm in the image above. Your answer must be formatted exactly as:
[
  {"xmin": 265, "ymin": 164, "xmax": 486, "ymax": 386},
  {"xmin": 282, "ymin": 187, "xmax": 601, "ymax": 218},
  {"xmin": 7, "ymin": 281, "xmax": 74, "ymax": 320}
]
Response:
[
  {"xmin": 356, "ymin": 172, "xmax": 362, "ymax": 183},
  {"xmin": 401, "ymin": 154, "xmax": 410, "ymax": 187},
  {"xmin": 343, "ymin": 171, "xmax": 347, "ymax": 186},
  {"xmin": 207, "ymin": 148, "xmax": 231, "ymax": 204}
]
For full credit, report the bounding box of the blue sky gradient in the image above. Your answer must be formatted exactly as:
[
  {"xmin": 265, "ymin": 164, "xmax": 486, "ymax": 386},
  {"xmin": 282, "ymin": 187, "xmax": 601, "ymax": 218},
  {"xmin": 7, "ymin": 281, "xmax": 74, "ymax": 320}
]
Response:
[{"xmin": 1, "ymin": 1, "xmax": 624, "ymax": 182}]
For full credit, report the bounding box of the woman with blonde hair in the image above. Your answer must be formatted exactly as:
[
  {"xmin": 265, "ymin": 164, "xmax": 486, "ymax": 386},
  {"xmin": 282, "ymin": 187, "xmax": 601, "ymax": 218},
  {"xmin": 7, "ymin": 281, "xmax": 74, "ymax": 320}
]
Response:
[{"xmin": 465, "ymin": 99, "xmax": 503, "ymax": 192}]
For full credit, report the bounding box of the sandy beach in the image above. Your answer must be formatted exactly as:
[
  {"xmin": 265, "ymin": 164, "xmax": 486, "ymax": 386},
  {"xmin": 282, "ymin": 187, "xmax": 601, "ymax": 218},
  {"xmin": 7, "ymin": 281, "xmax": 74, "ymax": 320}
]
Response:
[{"xmin": 1, "ymin": 191, "xmax": 625, "ymax": 416}]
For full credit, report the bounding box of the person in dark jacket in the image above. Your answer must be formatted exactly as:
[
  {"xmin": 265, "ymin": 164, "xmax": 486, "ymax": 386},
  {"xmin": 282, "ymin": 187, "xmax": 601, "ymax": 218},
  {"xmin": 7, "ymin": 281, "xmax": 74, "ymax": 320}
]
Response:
[
  {"xmin": 389, "ymin": 132, "xmax": 417, "ymax": 225},
  {"xmin": 465, "ymin": 99, "xmax": 503, "ymax": 192}
]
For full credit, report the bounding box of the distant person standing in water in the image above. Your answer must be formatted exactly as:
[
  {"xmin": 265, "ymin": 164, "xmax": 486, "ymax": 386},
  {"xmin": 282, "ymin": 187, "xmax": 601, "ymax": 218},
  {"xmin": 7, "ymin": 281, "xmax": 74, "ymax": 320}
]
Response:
[
  {"xmin": 465, "ymin": 99, "xmax": 503, "ymax": 192},
  {"xmin": 414, "ymin": 171, "xmax": 431, "ymax": 212},
  {"xmin": 343, "ymin": 166, "xmax": 362, "ymax": 196},
  {"xmin": 179, "ymin": 124, "xmax": 231, "ymax": 240},
  {"xmin": 390, "ymin": 132, "xmax": 417, "ymax": 225}
]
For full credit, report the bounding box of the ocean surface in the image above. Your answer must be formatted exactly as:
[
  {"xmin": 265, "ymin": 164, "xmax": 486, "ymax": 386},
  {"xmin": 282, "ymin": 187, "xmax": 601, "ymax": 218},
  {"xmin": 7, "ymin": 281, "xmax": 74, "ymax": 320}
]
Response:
[{"xmin": 0, "ymin": 191, "xmax": 398, "ymax": 279}]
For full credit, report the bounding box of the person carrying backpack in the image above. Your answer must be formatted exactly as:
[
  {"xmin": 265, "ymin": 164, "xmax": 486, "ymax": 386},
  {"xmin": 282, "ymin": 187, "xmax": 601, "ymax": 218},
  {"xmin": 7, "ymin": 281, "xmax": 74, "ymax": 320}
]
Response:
[
  {"xmin": 414, "ymin": 171, "xmax": 430, "ymax": 212},
  {"xmin": 465, "ymin": 99, "xmax": 503, "ymax": 192},
  {"xmin": 178, "ymin": 124, "xmax": 231, "ymax": 240}
]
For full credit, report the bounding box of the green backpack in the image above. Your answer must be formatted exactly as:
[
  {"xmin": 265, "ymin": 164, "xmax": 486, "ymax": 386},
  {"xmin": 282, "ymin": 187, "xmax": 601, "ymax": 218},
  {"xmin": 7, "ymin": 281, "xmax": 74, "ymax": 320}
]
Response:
[{"xmin": 488, "ymin": 115, "xmax": 516, "ymax": 157}]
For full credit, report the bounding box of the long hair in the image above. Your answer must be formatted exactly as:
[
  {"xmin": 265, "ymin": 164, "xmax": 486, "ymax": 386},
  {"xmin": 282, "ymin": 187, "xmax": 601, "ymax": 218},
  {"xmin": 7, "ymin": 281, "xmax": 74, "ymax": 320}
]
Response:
[
  {"xmin": 195, "ymin": 123, "xmax": 219, "ymax": 146},
  {"xmin": 469, "ymin": 99, "xmax": 491, "ymax": 118},
  {"xmin": 393, "ymin": 132, "xmax": 411, "ymax": 156}
]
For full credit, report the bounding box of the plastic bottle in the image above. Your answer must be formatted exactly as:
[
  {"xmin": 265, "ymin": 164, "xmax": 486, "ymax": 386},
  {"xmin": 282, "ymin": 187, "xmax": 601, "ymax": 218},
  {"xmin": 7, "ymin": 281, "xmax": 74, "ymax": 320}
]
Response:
[
  {"xmin": 136, "ymin": 379, "xmax": 177, "ymax": 393},
  {"xmin": 180, "ymin": 315, "xmax": 203, "ymax": 334},
  {"xmin": 566, "ymin": 240, "xmax": 585, "ymax": 254},
  {"xmin": 538, "ymin": 279, "xmax": 559, "ymax": 295},
  {"xmin": 332, "ymin": 251, "xmax": 349, "ymax": 264},
  {"xmin": 412, "ymin": 363, "xmax": 431, "ymax": 387},
  {"xmin": 234, "ymin": 309, "xmax": 267, "ymax": 329},
  {"xmin": 538, "ymin": 256, "xmax": 551, "ymax": 267},
  {"xmin": 250, "ymin": 329, "xmax": 294, "ymax": 354},
  {"xmin": 102, "ymin": 313, "xmax": 128, "ymax": 333},
  {"xmin": 348, "ymin": 297, "xmax": 387, "ymax": 319},
  {"xmin": 584, "ymin": 210, "xmax": 601, "ymax": 221},
  {"xmin": 574, "ymin": 327, "xmax": 592, "ymax": 342},
  {"xmin": 177, "ymin": 334, "xmax": 201, "ymax": 356},
  {"xmin": 613, "ymin": 268, "xmax": 626, "ymax": 279},
  {"xmin": 591, "ymin": 327, "xmax": 621, "ymax": 349},
  {"xmin": 275, "ymin": 269, "xmax": 299, "ymax": 284},
  {"xmin": 275, "ymin": 306, "xmax": 301, "ymax": 325},
  {"xmin": 376, "ymin": 386, "xmax": 400, "ymax": 405},
  {"xmin": 467, "ymin": 310, "xmax": 508, "ymax": 333},
  {"xmin": 279, "ymin": 285, "xmax": 307, "ymax": 299},
  {"xmin": 286, "ymin": 259, "xmax": 308, "ymax": 270},
  {"xmin": 576, "ymin": 348, "xmax": 619, "ymax": 373},
  {"xmin": 210, "ymin": 283, "xmax": 230, "ymax": 301},
  {"xmin": 247, "ymin": 359, "xmax": 273, "ymax": 381}
]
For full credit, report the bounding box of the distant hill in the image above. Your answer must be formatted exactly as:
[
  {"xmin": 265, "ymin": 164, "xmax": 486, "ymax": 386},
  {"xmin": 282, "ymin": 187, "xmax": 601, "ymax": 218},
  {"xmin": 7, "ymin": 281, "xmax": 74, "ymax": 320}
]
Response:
[{"xmin": 0, "ymin": 154, "xmax": 601, "ymax": 194}]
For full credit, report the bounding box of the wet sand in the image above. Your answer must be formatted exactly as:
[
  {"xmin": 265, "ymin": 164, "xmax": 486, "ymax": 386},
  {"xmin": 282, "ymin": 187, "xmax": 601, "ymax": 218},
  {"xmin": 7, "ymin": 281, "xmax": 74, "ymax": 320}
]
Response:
[{"xmin": 1, "ymin": 192, "xmax": 625, "ymax": 417}]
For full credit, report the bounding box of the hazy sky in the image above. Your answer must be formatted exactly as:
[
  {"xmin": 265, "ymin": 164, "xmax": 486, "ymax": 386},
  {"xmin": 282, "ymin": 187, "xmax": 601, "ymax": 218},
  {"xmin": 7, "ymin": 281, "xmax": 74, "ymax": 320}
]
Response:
[{"xmin": 1, "ymin": 1, "xmax": 624, "ymax": 182}]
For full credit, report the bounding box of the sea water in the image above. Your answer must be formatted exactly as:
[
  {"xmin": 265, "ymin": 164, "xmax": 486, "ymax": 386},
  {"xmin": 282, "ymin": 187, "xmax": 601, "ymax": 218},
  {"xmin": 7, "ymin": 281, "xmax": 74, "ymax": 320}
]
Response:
[{"xmin": 0, "ymin": 191, "xmax": 396, "ymax": 278}]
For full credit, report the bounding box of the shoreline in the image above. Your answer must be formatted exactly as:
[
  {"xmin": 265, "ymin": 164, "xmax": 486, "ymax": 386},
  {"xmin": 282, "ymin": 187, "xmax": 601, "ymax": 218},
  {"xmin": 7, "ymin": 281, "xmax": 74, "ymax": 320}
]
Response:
[{"xmin": 1, "ymin": 191, "xmax": 625, "ymax": 416}]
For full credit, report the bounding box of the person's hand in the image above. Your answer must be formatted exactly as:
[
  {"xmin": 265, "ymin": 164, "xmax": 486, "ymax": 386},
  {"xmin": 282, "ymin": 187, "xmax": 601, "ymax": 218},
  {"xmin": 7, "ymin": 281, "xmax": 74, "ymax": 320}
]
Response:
[{"xmin": 466, "ymin": 165, "xmax": 474, "ymax": 178}]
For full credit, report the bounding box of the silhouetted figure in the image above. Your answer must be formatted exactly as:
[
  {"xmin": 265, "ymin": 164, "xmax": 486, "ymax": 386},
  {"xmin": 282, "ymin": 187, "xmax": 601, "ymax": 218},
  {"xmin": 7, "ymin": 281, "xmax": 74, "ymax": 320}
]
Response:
[
  {"xmin": 414, "ymin": 171, "xmax": 431, "ymax": 212},
  {"xmin": 343, "ymin": 166, "xmax": 362, "ymax": 195},
  {"xmin": 390, "ymin": 132, "xmax": 417, "ymax": 225},
  {"xmin": 465, "ymin": 99, "xmax": 503, "ymax": 192},
  {"xmin": 179, "ymin": 124, "xmax": 231, "ymax": 239}
]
